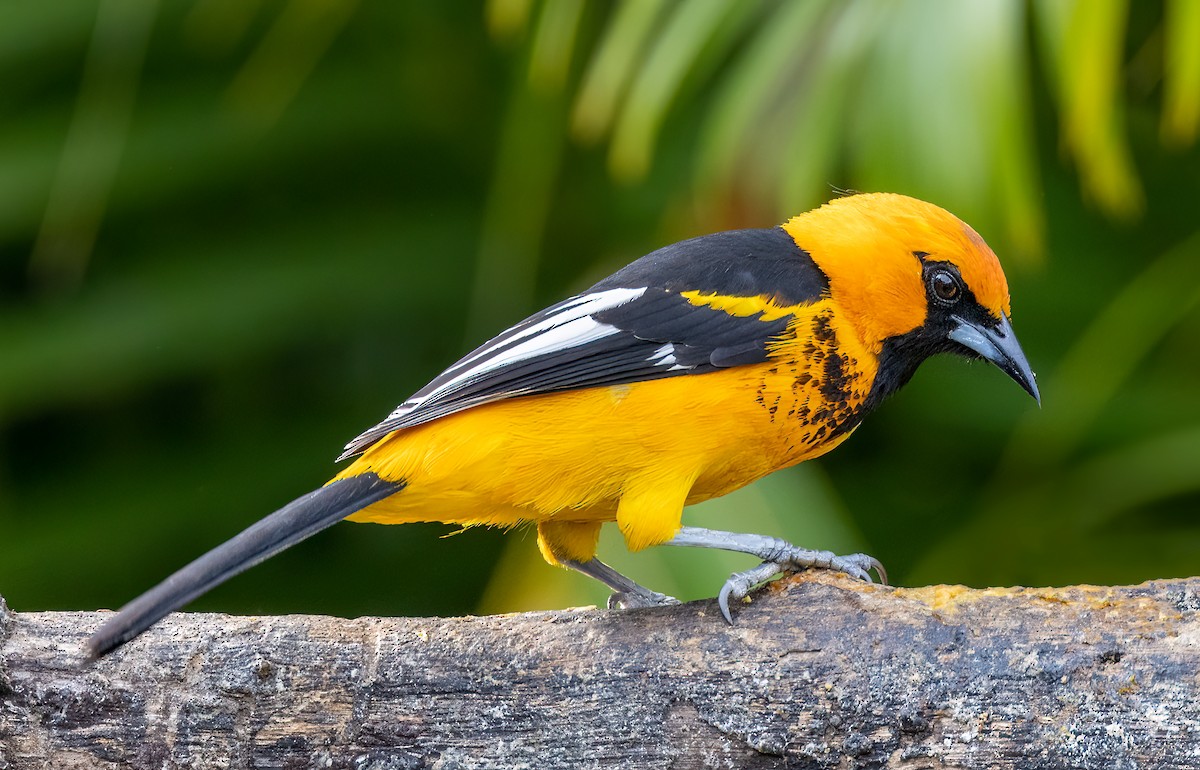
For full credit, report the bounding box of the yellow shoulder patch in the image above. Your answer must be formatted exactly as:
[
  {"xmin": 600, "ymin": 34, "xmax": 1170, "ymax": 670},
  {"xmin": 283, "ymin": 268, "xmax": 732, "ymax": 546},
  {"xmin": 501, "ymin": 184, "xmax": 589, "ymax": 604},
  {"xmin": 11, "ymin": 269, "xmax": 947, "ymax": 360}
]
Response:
[{"xmin": 679, "ymin": 290, "xmax": 802, "ymax": 322}]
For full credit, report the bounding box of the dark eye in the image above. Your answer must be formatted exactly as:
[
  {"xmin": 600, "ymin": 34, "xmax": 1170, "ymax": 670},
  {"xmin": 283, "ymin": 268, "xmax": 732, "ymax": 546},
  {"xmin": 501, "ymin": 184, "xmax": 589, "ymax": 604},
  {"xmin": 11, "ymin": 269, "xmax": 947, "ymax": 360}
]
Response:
[{"xmin": 928, "ymin": 269, "xmax": 960, "ymax": 303}]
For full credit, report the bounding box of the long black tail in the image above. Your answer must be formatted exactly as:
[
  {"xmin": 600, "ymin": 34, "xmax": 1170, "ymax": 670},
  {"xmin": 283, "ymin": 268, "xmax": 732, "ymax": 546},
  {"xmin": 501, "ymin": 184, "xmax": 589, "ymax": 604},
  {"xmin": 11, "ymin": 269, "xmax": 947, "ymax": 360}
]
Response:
[{"xmin": 86, "ymin": 472, "xmax": 403, "ymax": 660}]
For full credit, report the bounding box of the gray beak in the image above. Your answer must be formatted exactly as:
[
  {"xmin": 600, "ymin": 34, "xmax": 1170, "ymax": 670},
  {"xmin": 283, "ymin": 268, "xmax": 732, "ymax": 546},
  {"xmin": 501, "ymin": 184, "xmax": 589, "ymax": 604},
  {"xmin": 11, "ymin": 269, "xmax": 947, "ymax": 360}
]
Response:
[{"xmin": 948, "ymin": 313, "xmax": 1040, "ymax": 405}]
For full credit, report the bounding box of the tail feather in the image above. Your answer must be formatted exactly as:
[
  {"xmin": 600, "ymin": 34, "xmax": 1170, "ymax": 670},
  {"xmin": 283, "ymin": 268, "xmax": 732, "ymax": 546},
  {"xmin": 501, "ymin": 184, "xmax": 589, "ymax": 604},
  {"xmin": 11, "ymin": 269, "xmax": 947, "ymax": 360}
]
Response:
[{"xmin": 86, "ymin": 472, "xmax": 404, "ymax": 660}]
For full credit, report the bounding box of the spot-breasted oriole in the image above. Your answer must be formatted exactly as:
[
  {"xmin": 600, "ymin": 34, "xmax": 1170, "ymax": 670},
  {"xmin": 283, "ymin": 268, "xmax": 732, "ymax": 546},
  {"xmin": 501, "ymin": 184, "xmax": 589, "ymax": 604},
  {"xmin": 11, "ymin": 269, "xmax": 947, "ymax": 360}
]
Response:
[{"xmin": 88, "ymin": 192, "xmax": 1039, "ymax": 659}]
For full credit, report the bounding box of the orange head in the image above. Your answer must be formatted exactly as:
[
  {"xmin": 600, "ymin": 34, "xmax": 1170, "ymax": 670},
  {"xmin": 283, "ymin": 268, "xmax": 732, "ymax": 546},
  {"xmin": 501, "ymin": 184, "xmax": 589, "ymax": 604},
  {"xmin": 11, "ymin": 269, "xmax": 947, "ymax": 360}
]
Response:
[{"xmin": 783, "ymin": 192, "xmax": 1038, "ymax": 403}]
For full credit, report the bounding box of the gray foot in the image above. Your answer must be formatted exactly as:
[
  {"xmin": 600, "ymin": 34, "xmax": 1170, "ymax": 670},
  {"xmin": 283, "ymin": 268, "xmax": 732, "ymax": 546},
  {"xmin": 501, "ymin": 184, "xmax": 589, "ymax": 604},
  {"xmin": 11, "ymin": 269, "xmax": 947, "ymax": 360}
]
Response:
[
  {"xmin": 663, "ymin": 527, "xmax": 887, "ymax": 623},
  {"xmin": 562, "ymin": 557, "xmax": 680, "ymax": 611}
]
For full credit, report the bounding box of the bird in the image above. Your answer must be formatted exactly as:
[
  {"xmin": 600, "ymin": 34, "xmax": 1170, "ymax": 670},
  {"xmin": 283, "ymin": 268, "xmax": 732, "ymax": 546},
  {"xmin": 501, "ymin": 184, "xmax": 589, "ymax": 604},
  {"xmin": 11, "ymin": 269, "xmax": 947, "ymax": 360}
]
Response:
[{"xmin": 86, "ymin": 192, "xmax": 1039, "ymax": 659}]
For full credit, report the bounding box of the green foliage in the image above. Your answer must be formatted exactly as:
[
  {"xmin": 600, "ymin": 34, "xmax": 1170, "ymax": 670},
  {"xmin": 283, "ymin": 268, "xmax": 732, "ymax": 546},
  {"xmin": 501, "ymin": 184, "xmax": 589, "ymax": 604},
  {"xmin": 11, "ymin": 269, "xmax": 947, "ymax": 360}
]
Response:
[{"xmin": 2, "ymin": 1, "xmax": 1199, "ymax": 619}]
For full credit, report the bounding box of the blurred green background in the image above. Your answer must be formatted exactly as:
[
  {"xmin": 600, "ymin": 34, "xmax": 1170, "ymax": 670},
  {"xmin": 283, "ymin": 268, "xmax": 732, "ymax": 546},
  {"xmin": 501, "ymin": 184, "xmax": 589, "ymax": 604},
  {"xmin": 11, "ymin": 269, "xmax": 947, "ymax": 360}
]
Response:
[{"xmin": 3, "ymin": 0, "xmax": 1199, "ymax": 619}]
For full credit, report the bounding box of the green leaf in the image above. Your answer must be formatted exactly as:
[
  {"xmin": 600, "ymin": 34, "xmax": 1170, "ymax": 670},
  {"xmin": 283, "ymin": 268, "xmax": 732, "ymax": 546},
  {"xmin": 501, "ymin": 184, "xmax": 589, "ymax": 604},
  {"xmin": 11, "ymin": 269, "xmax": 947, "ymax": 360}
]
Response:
[
  {"xmin": 1162, "ymin": 0, "xmax": 1200, "ymax": 145},
  {"xmin": 571, "ymin": 0, "xmax": 668, "ymax": 143}
]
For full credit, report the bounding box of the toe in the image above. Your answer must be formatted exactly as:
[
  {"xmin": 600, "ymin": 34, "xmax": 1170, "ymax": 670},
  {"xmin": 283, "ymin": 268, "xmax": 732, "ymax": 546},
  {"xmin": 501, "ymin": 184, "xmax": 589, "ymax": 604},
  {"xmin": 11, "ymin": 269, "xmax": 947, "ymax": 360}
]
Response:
[
  {"xmin": 717, "ymin": 561, "xmax": 781, "ymax": 624},
  {"xmin": 828, "ymin": 552, "xmax": 887, "ymax": 584}
]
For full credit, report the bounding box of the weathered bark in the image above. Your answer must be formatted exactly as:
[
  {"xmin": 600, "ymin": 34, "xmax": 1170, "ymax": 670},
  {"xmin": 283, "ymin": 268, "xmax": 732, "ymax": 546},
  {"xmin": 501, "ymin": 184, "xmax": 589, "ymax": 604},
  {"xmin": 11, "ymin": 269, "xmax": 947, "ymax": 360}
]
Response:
[{"xmin": 2, "ymin": 574, "xmax": 1199, "ymax": 769}]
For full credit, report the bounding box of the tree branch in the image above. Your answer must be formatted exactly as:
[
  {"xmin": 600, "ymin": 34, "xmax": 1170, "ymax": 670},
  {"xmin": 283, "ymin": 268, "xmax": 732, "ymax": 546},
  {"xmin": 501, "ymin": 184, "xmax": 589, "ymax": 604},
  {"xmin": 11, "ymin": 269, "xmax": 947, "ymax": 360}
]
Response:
[{"xmin": 3, "ymin": 574, "xmax": 1199, "ymax": 768}]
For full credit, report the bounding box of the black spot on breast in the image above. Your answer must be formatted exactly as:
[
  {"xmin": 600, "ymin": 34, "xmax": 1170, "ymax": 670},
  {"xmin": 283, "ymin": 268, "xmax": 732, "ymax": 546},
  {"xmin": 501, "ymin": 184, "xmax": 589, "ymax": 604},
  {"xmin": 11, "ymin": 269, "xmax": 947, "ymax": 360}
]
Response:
[
  {"xmin": 821, "ymin": 351, "xmax": 850, "ymax": 403},
  {"xmin": 764, "ymin": 308, "xmax": 873, "ymax": 446},
  {"xmin": 812, "ymin": 313, "xmax": 836, "ymax": 342}
]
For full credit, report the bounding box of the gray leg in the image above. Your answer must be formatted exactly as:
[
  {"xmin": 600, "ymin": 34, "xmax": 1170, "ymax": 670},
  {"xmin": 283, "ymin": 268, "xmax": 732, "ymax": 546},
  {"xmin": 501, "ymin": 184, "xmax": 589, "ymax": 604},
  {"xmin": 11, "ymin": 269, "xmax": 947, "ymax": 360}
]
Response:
[
  {"xmin": 663, "ymin": 526, "xmax": 887, "ymax": 623},
  {"xmin": 561, "ymin": 557, "xmax": 680, "ymax": 610}
]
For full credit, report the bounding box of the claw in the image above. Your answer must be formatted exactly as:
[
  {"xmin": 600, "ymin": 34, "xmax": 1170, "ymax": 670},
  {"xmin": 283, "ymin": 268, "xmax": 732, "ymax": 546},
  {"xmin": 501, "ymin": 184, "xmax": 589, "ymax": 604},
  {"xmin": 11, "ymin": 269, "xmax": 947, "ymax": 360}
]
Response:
[
  {"xmin": 867, "ymin": 556, "xmax": 888, "ymax": 585},
  {"xmin": 717, "ymin": 584, "xmax": 737, "ymax": 624}
]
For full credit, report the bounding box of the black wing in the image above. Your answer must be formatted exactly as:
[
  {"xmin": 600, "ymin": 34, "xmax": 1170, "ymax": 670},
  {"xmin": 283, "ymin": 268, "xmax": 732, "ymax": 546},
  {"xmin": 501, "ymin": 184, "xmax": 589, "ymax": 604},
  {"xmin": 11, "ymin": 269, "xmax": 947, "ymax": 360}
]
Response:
[{"xmin": 339, "ymin": 227, "xmax": 828, "ymax": 458}]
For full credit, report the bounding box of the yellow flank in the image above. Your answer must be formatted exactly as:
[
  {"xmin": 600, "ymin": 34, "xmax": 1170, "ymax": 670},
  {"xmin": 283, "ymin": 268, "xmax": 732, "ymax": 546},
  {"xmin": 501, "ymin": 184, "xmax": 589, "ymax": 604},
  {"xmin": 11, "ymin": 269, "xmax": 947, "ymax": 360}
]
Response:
[{"xmin": 339, "ymin": 298, "xmax": 875, "ymax": 564}]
